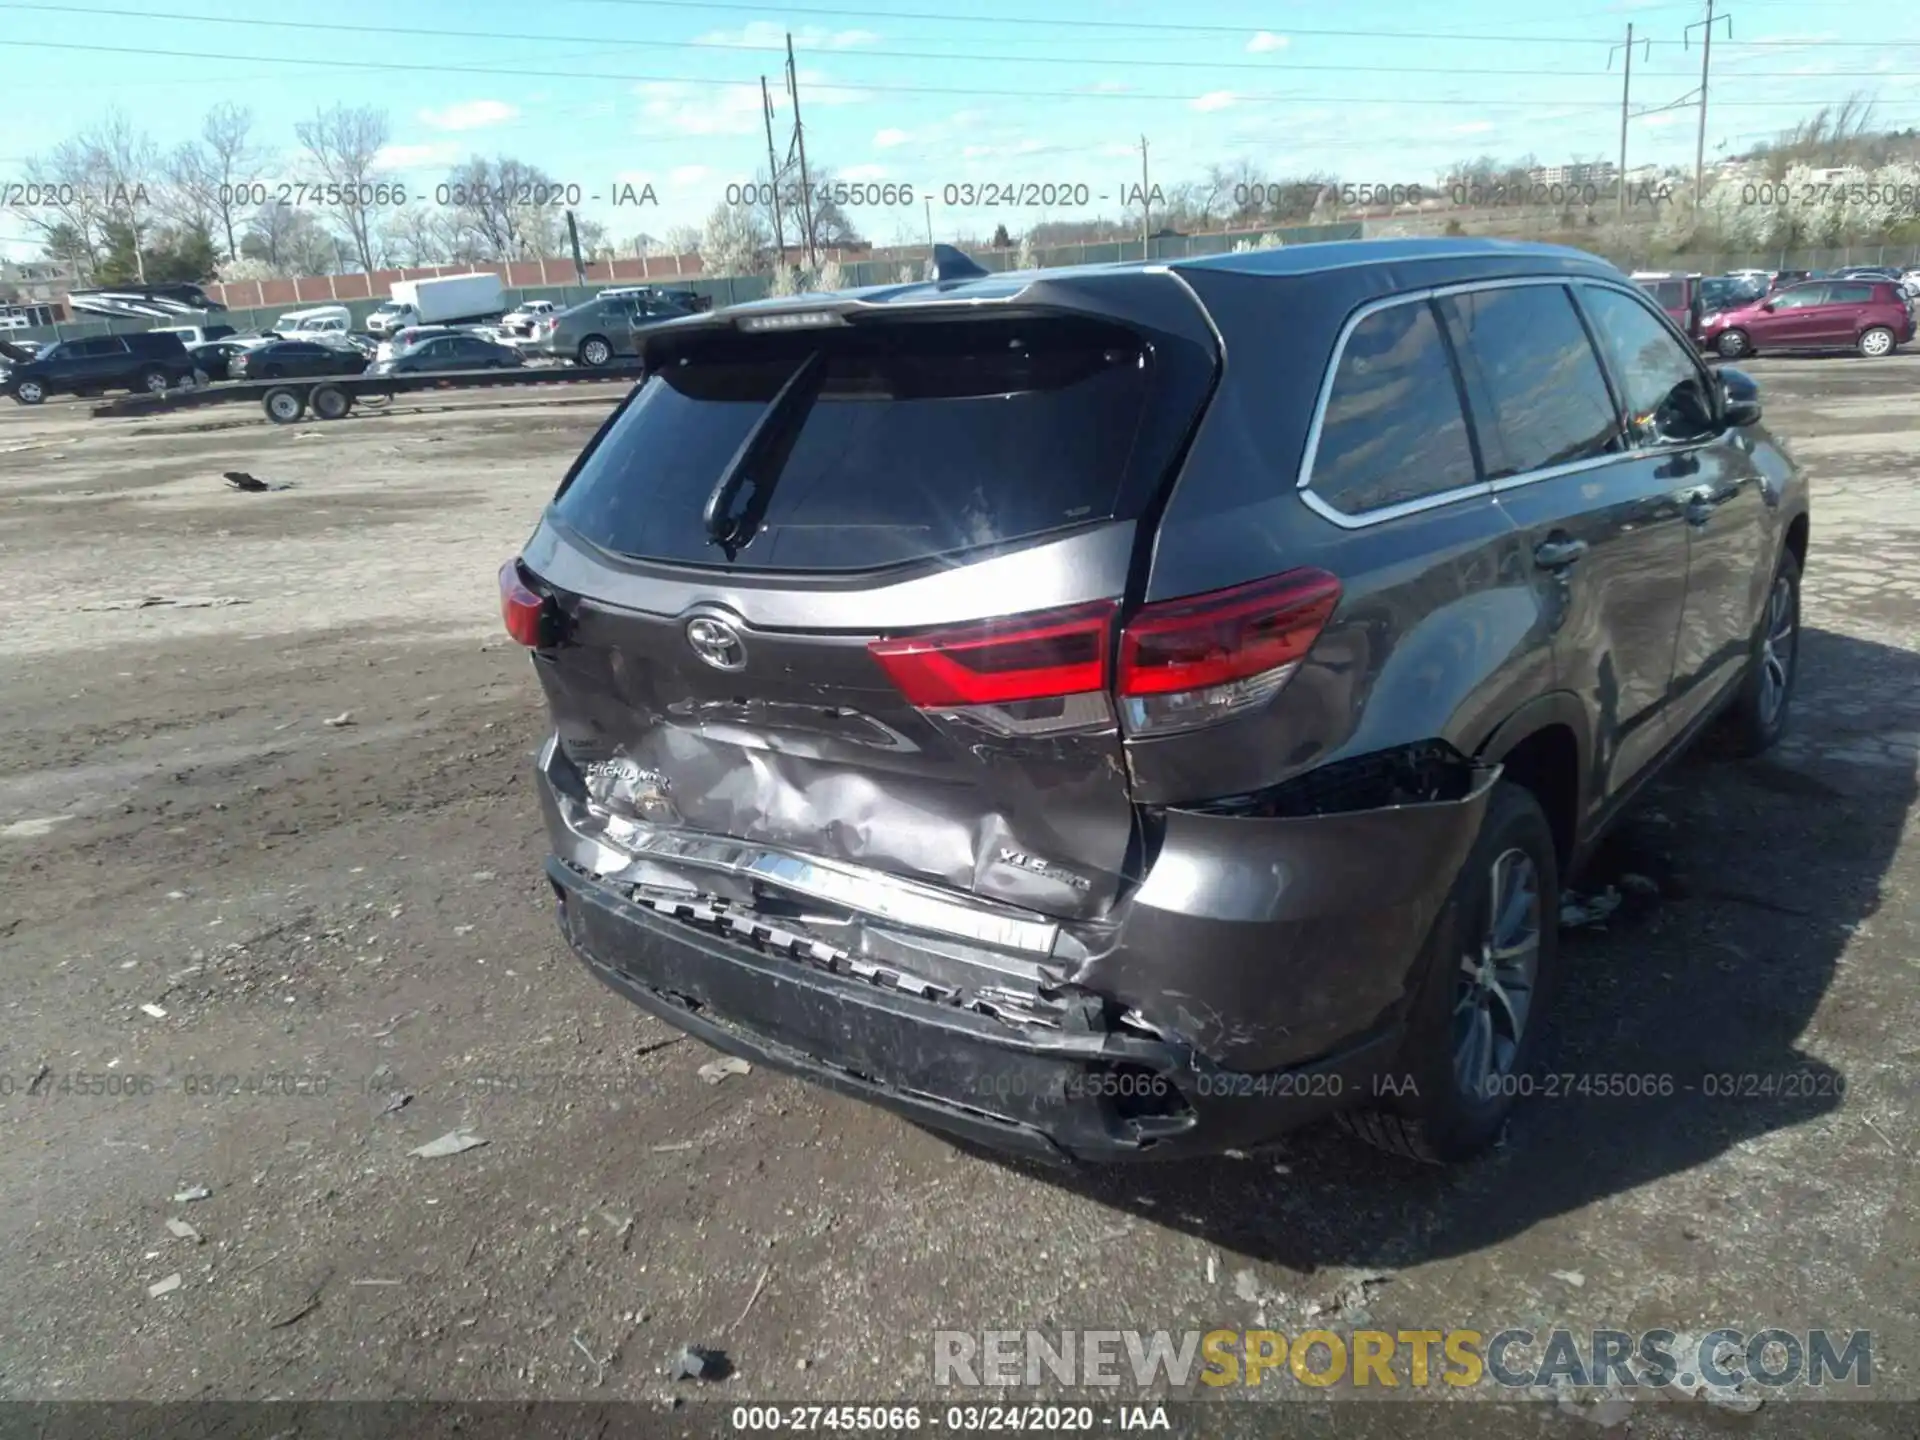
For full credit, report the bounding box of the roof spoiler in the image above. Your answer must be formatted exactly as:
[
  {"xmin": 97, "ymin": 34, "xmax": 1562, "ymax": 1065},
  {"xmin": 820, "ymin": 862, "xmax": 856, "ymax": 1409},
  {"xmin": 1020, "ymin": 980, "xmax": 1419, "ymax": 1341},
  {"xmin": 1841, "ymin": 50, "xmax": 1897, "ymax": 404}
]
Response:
[{"xmin": 931, "ymin": 244, "xmax": 989, "ymax": 282}]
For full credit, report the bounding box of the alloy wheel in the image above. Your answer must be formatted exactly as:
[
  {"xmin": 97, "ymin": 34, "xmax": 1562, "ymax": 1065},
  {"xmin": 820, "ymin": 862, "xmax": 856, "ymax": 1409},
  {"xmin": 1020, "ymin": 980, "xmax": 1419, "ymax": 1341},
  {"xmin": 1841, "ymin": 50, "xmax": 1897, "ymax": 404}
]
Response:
[
  {"xmin": 1860, "ymin": 328, "xmax": 1894, "ymax": 357},
  {"xmin": 1453, "ymin": 847, "xmax": 1541, "ymax": 1099},
  {"xmin": 1758, "ymin": 572, "xmax": 1797, "ymax": 726}
]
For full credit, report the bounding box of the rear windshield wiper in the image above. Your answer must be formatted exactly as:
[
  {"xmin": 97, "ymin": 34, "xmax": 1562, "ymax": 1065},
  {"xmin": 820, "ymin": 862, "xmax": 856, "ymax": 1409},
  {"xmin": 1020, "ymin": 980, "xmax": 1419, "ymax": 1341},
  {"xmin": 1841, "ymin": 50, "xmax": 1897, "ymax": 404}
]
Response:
[{"xmin": 701, "ymin": 351, "xmax": 826, "ymax": 561}]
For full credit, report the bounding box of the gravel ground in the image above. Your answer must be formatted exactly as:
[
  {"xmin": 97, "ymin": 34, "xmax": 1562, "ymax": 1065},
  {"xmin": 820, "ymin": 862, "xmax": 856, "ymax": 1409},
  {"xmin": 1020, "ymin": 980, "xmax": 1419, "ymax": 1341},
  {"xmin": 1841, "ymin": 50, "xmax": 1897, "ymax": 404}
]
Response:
[{"xmin": 0, "ymin": 363, "xmax": 1916, "ymax": 1436}]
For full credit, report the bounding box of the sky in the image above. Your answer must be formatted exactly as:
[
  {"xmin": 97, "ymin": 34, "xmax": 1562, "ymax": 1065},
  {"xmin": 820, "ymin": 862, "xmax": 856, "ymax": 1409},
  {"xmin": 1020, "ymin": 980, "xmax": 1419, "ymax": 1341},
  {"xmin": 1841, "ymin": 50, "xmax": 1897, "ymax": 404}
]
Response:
[{"xmin": 2, "ymin": 0, "xmax": 1919, "ymax": 262}]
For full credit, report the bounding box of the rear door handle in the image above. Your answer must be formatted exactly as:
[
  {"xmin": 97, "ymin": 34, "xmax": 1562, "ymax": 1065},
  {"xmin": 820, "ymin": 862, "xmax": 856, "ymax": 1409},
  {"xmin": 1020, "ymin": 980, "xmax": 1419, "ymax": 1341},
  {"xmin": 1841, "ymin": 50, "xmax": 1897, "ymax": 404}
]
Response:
[{"xmin": 1533, "ymin": 537, "xmax": 1589, "ymax": 569}]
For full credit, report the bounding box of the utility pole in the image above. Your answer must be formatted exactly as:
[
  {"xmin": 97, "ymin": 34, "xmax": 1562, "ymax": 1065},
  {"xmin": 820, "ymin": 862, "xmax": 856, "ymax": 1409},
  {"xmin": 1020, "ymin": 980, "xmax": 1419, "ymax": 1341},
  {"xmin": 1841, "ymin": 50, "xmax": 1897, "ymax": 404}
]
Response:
[
  {"xmin": 1685, "ymin": 0, "xmax": 1732, "ymax": 210},
  {"xmin": 1608, "ymin": 24, "xmax": 1649, "ymax": 220},
  {"xmin": 759, "ymin": 76, "xmax": 786, "ymax": 266},
  {"xmin": 1138, "ymin": 135, "xmax": 1151, "ymax": 256},
  {"xmin": 924, "ymin": 195, "xmax": 933, "ymax": 251},
  {"xmin": 785, "ymin": 33, "xmax": 818, "ymax": 269}
]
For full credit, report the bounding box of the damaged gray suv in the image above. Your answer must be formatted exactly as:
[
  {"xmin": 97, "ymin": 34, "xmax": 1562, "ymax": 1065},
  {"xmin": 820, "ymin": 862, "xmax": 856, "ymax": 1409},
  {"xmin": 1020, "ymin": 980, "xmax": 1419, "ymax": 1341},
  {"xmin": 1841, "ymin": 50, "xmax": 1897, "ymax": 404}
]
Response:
[{"xmin": 506, "ymin": 238, "xmax": 1808, "ymax": 1164}]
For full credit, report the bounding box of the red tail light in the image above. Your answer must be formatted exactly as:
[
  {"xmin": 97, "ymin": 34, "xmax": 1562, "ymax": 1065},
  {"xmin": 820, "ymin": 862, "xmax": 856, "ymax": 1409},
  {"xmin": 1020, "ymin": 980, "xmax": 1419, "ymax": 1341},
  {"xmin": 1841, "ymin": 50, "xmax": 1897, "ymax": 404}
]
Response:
[
  {"xmin": 867, "ymin": 569, "xmax": 1341, "ymax": 738},
  {"xmin": 499, "ymin": 560, "xmax": 552, "ymax": 648},
  {"xmin": 867, "ymin": 601, "xmax": 1116, "ymax": 707},
  {"xmin": 1116, "ymin": 568, "xmax": 1341, "ymax": 736}
]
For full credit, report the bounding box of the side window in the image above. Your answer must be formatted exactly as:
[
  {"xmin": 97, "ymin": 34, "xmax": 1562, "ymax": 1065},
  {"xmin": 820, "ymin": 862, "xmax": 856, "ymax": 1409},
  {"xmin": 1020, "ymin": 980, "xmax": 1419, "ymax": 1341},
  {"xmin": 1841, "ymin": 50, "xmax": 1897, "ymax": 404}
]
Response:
[
  {"xmin": 1645, "ymin": 280, "xmax": 1685, "ymax": 308},
  {"xmin": 1771, "ymin": 285, "xmax": 1827, "ymax": 310},
  {"xmin": 1578, "ymin": 285, "xmax": 1709, "ymax": 447},
  {"xmin": 1438, "ymin": 285, "xmax": 1622, "ymax": 479},
  {"xmin": 1828, "ymin": 283, "xmax": 1874, "ymax": 304},
  {"xmin": 1308, "ymin": 300, "xmax": 1479, "ymax": 517}
]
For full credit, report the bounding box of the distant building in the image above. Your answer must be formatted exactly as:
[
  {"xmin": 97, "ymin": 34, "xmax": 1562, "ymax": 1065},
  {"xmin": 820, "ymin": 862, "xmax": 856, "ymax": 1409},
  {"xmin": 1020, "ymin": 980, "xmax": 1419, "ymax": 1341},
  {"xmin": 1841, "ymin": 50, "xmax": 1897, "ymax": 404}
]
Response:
[
  {"xmin": 0, "ymin": 257, "xmax": 77, "ymax": 303},
  {"xmin": 1526, "ymin": 162, "xmax": 1619, "ymax": 189}
]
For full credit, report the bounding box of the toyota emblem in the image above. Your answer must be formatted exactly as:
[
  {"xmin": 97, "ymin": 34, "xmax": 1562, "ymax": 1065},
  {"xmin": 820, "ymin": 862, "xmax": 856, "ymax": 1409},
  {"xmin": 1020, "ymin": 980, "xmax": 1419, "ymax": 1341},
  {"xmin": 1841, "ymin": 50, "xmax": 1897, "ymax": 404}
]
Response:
[{"xmin": 685, "ymin": 616, "xmax": 748, "ymax": 671}]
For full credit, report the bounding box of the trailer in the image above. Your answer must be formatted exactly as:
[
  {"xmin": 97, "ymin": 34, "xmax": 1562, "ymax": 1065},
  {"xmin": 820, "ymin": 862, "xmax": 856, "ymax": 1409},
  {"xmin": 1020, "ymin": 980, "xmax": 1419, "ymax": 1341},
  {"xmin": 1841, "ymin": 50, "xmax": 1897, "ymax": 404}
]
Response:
[{"xmin": 87, "ymin": 360, "xmax": 647, "ymax": 423}]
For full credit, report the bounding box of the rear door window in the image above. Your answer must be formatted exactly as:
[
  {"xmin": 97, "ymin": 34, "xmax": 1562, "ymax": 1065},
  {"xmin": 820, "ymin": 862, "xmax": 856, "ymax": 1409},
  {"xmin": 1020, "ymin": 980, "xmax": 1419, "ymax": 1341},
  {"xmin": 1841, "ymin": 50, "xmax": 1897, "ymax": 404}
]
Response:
[
  {"xmin": 1770, "ymin": 285, "xmax": 1828, "ymax": 310},
  {"xmin": 1307, "ymin": 300, "xmax": 1478, "ymax": 516},
  {"xmin": 551, "ymin": 316, "xmax": 1174, "ymax": 571},
  {"xmin": 1438, "ymin": 285, "xmax": 1622, "ymax": 479},
  {"xmin": 1827, "ymin": 283, "xmax": 1874, "ymax": 304}
]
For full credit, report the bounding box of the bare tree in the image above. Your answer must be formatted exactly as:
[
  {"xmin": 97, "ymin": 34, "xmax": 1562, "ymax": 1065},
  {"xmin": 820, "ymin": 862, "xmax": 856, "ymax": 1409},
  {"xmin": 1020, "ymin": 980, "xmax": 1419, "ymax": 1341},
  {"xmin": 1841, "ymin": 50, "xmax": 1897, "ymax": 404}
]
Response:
[
  {"xmin": 381, "ymin": 206, "xmax": 453, "ymax": 266},
  {"xmin": 242, "ymin": 201, "xmax": 336, "ymax": 277},
  {"xmin": 14, "ymin": 111, "xmax": 160, "ymax": 280},
  {"xmin": 293, "ymin": 104, "xmax": 391, "ymax": 271},
  {"xmin": 440, "ymin": 155, "xmax": 568, "ymax": 260},
  {"xmin": 700, "ymin": 199, "xmax": 769, "ymax": 276},
  {"xmin": 200, "ymin": 104, "xmax": 265, "ymax": 261}
]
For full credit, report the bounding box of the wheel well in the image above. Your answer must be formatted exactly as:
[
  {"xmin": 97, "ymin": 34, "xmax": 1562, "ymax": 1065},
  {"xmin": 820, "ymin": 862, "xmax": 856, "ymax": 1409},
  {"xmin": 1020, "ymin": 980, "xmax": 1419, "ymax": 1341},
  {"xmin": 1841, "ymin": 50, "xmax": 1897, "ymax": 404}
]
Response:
[
  {"xmin": 1492, "ymin": 724, "xmax": 1579, "ymax": 879},
  {"xmin": 1785, "ymin": 511, "xmax": 1809, "ymax": 568}
]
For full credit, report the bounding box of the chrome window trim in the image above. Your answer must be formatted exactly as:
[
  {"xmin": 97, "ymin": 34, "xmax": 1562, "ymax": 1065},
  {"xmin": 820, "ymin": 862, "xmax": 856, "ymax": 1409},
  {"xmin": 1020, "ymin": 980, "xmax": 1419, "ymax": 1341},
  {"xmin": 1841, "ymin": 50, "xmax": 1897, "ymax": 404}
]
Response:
[{"xmin": 1299, "ymin": 274, "xmax": 1665, "ymax": 526}]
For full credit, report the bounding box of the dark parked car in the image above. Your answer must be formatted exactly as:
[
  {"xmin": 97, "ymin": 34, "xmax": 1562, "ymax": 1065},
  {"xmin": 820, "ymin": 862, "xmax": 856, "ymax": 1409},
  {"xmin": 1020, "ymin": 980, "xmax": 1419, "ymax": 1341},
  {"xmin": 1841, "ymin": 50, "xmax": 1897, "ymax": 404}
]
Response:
[
  {"xmin": 370, "ymin": 332, "xmax": 524, "ymax": 375},
  {"xmin": 506, "ymin": 238, "xmax": 1808, "ymax": 1164},
  {"xmin": 230, "ymin": 340, "xmax": 370, "ymax": 381},
  {"xmin": 4, "ymin": 330, "xmax": 195, "ymax": 404},
  {"xmin": 1699, "ymin": 279, "xmax": 1915, "ymax": 358}
]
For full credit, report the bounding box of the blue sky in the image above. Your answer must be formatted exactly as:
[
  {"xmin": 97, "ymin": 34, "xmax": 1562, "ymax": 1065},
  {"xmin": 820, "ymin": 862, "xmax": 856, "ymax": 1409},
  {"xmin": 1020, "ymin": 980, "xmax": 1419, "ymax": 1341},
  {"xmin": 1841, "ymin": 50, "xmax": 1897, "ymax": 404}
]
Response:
[{"xmin": 3, "ymin": 0, "xmax": 1919, "ymax": 260}]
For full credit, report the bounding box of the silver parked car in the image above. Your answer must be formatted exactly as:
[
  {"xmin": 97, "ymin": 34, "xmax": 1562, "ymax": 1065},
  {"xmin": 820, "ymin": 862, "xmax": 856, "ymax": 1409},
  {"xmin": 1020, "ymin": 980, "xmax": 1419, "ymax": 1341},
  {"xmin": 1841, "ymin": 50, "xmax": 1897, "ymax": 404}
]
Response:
[{"xmin": 535, "ymin": 292, "xmax": 694, "ymax": 367}]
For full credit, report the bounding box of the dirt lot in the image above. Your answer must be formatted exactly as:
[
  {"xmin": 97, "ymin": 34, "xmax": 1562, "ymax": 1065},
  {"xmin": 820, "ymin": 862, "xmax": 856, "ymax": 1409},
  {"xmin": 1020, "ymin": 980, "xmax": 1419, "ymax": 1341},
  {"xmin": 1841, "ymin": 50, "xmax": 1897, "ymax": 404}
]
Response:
[{"xmin": 1, "ymin": 363, "xmax": 1916, "ymax": 1431}]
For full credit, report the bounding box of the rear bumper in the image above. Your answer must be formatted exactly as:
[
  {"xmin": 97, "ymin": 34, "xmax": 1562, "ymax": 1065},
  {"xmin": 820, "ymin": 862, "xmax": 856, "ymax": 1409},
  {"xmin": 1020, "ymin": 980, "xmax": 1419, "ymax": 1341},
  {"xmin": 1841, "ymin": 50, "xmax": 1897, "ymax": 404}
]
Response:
[{"xmin": 548, "ymin": 856, "xmax": 1401, "ymax": 1163}]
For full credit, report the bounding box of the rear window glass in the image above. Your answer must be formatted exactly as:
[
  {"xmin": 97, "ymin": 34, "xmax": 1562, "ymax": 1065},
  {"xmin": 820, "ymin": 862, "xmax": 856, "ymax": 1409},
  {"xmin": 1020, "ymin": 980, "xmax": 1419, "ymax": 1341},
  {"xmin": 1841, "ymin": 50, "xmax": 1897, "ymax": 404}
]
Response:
[
  {"xmin": 1642, "ymin": 280, "xmax": 1686, "ymax": 308},
  {"xmin": 1828, "ymin": 283, "xmax": 1875, "ymax": 304},
  {"xmin": 551, "ymin": 317, "xmax": 1162, "ymax": 571}
]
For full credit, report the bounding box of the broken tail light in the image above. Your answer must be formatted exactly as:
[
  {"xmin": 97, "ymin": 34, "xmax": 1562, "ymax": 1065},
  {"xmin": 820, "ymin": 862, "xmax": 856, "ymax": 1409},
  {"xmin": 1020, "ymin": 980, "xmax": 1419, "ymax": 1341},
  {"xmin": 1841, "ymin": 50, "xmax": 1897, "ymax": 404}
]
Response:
[
  {"xmin": 1116, "ymin": 568, "xmax": 1342, "ymax": 738},
  {"xmin": 499, "ymin": 559, "xmax": 555, "ymax": 648}
]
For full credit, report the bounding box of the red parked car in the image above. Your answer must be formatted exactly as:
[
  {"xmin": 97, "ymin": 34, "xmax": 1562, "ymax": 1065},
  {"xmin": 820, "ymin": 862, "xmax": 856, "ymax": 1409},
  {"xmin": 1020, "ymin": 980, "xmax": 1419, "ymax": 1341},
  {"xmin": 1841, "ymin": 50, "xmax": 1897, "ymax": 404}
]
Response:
[{"xmin": 1699, "ymin": 279, "xmax": 1915, "ymax": 360}]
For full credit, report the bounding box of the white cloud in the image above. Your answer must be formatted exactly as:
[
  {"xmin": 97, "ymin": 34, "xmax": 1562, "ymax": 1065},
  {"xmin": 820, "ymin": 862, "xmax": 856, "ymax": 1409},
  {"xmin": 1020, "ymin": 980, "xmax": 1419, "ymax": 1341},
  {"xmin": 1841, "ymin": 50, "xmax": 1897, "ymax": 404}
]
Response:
[
  {"xmin": 697, "ymin": 21, "xmax": 879, "ymax": 49},
  {"xmin": 1246, "ymin": 31, "xmax": 1289, "ymax": 53},
  {"xmin": 1098, "ymin": 142, "xmax": 1137, "ymax": 158},
  {"xmin": 373, "ymin": 141, "xmax": 463, "ymax": 170},
  {"xmin": 1450, "ymin": 121, "xmax": 1497, "ymax": 136},
  {"xmin": 1642, "ymin": 113, "xmax": 1682, "ymax": 128},
  {"xmin": 874, "ymin": 127, "xmax": 911, "ymax": 148},
  {"xmin": 1191, "ymin": 91, "xmax": 1237, "ymax": 113},
  {"xmin": 417, "ymin": 99, "xmax": 517, "ymax": 132},
  {"xmin": 635, "ymin": 81, "xmax": 764, "ymax": 136},
  {"xmin": 841, "ymin": 163, "xmax": 888, "ymax": 181},
  {"xmin": 670, "ymin": 165, "xmax": 710, "ymax": 186}
]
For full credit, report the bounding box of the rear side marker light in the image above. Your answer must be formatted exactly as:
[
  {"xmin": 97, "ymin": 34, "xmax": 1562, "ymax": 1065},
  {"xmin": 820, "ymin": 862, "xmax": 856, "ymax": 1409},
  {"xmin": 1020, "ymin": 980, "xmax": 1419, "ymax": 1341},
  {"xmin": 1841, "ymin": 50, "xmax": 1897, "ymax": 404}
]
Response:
[
  {"xmin": 499, "ymin": 560, "xmax": 552, "ymax": 648},
  {"xmin": 868, "ymin": 601, "xmax": 1117, "ymax": 708},
  {"xmin": 1117, "ymin": 569, "xmax": 1341, "ymax": 738}
]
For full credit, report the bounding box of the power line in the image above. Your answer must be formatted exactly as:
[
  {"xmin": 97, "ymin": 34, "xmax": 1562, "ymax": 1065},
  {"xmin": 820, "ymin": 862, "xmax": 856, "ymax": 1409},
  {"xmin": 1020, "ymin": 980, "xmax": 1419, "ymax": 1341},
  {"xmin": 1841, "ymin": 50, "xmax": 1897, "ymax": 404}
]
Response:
[
  {"xmin": 0, "ymin": 37, "xmax": 1905, "ymax": 107},
  {"xmin": 2, "ymin": 4, "xmax": 1912, "ymax": 81}
]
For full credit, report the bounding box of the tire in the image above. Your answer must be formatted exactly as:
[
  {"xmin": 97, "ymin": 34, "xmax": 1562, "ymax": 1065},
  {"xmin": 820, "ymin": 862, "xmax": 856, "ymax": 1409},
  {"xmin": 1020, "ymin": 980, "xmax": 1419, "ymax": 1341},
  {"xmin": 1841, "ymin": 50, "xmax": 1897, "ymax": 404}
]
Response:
[
  {"xmin": 262, "ymin": 387, "xmax": 306, "ymax": 424},
  {"xmin": 12, "ymin": 379, "xmax": 44, "ymax": 405},
  {"xmin": 310, "ymin": 385, "xmax": 351, "ymax": 421},
  {"xmin": 1715, "ymin": 328, "xmax": 1752, "ymax": 360},
  {"xmin": 1857, "ymin": 326, "xmax": 1896, "ymax": 358},
  {"xmin": 139, "ymin": 367, "xmax": 169, "ymax": 394},
  {"xmin": 578, "ymin": 336, "xmax": 613, "ymax": 368},
  {"xmin": 1721, "ymin": 546, "xmax": 1801, "ymax": 757},
  {"xmin": 1337, "ymin": 781, "xmax": 1560, "ymax": 1164}
]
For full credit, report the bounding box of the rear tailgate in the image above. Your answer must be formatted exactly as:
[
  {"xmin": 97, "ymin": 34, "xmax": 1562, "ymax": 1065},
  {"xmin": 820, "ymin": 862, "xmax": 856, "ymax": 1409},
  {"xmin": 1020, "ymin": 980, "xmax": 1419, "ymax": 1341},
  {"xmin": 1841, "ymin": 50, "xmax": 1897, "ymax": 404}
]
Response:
[{"xmin": 521, "ymin": 294, "xmax": 1217, "ymax": 923}]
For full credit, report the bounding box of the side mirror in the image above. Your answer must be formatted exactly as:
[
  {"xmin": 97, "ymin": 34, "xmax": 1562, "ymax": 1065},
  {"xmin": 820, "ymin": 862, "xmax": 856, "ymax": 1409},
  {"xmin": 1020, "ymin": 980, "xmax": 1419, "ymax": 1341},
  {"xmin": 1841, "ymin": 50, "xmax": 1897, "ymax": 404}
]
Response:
[{"xmin": 1719, "ymin": 366, "xmax": 1763, "ymax": 427}]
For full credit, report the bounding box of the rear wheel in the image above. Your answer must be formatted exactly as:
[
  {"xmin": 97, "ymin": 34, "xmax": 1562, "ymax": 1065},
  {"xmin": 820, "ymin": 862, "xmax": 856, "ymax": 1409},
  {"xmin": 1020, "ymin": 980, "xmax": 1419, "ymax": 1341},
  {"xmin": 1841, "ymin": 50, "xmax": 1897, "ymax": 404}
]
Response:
[
  {"xmin": 1338, "ymin": 781, "xmax": 1559, "ymax": 1164},
  {"xmin": 139, "ymin": 366, "xmax": 169, "ymax": 393},
  {"xmin": 1722, "ymin": 547, "xmax": 1801, "ymax": 757},
  {"xmin": 1715, "ymin": 328, "xmax": 1752, "ymax": 359},
  {"xmin": 1858, "ymin": 325, "xmax": 1896, "ymax": 358},
  {"xmin": 310, "ymin": 384, "xmax": 352, "ymax": 421},
  {"xmin": 578, "ymin": 336, "xmax": 613, "ymax": 367}
]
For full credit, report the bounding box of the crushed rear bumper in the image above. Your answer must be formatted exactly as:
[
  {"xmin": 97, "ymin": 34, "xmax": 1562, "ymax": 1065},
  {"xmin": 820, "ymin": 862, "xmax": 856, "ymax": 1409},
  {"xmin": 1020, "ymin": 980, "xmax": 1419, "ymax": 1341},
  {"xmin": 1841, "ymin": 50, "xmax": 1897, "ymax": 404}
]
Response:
[{"xmin": 550, "ymin": 856, "xmax": 1402, "ymax": 1163}]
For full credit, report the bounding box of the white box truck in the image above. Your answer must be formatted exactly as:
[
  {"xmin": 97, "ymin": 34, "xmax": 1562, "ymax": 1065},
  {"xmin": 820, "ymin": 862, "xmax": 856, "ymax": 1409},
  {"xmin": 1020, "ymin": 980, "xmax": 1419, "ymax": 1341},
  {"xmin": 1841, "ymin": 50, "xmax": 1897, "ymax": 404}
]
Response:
[{"xmin": 365, "ymin": 273, "xmax": 505, "ymax": 335}]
